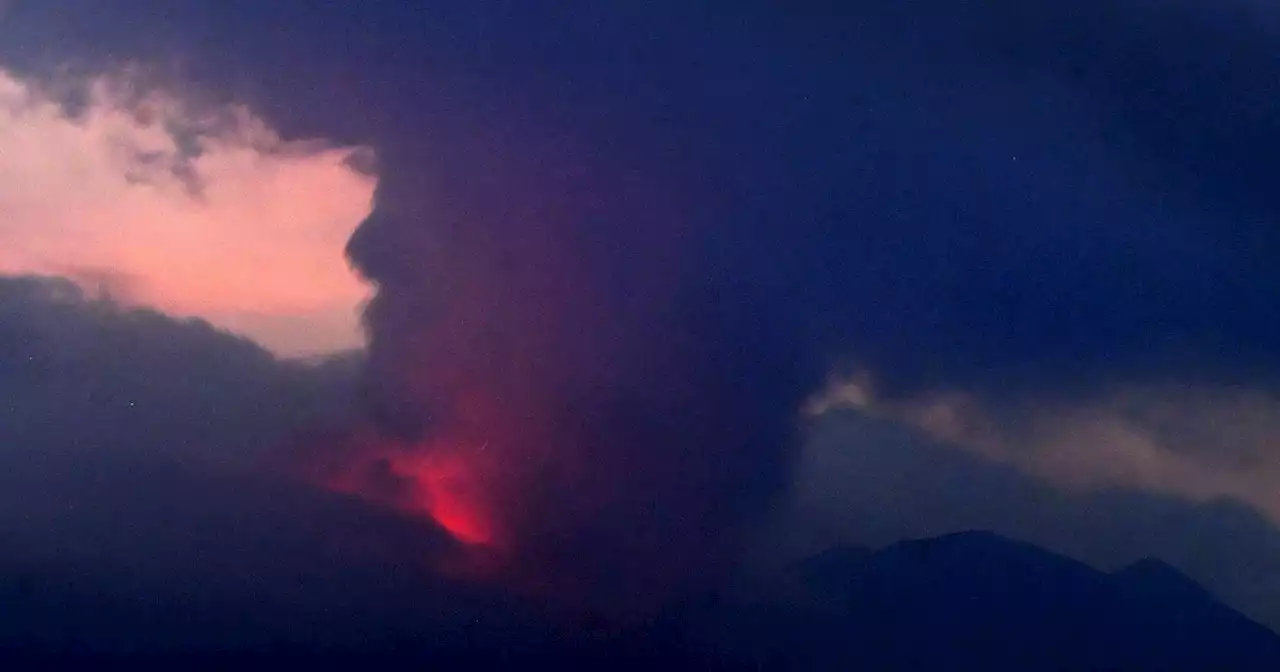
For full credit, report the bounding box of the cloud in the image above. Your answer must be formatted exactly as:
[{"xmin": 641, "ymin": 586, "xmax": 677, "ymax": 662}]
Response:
[
  {"xmin": 7, "ymin": 273, "xmax": 1280, "ymax": 657},
  {"xmin": 336, "ymin": 124, "xmax": 818, "ymax": 614},
  {"xmin": 0, "ymin": 274, "xmax": 723, "ymax": 661},
  {"xmin": 0, "ymin": 67, "xmax": 375, "ymax": 356},
  {"xmin": 798, "ymin": 371, "xmax": 1280, "ymax": 629},
  {"xmin": 759, "ymin": 408, "xmax": 1280, "ymax": 632},
  {"xmin": 0, "ymin": 274, "xmax": 536, "ymax": 653},
  {"xmin": 275, "ymin": 0, "xmax": 1280, "ymax": 616},
  {"xmin": 808, "ymin": 374, "xmax": 1280, "ymax": 534},
  {"xmin": 9, "ymin": 0, "xmax": 1280, "ymax": 627},
  {"xmin": 0, "ymin": 274, "xmax": 359, "ymax": 468}
]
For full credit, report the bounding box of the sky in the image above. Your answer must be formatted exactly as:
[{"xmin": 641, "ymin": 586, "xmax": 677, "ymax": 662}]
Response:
[
  {"xmin": 5, "ymin": 0, "xmax": 1280, "ymax": 645},
  {"xmin": 0, "ymin": 66, "xmax": 374, "ymax": 356}
]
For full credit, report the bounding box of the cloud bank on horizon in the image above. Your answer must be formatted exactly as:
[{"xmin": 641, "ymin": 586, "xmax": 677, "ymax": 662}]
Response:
[{"xmin": 0, "ymin": 66, "xmax": 375, "ymax": 356}]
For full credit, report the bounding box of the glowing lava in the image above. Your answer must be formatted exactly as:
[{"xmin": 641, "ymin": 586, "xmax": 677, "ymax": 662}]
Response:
[
  {"xmin": 384, "ymin": 450, "xmax": 497, "ymax": 547},
  {"xmin": 312, "ymin": 431, "xmax": 505, "ymax": 554}
]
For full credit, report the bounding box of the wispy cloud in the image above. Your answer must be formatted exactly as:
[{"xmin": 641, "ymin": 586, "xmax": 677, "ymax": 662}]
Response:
[{"xmin": 808, "ymin": 374, "xmax": 1280, "ymax": 524}]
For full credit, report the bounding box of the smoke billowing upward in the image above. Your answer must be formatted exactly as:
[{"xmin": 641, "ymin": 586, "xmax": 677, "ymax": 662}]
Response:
[
  {"xmin": 294, "ymin": 0, "xmax": 1280, "ymax": 614},
  {"xmin": 10, "ymin": 0, "xmax": 1280, "ymax": 664},
  {"xmin": 320, "ymin": 122, "xmax": 823, "ymax": 611}
]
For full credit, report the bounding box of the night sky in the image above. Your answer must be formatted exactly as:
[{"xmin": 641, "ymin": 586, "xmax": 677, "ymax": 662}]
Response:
[{"xmin": 5, "ymin": 0, "xmax": 1280, "ymax": 659}]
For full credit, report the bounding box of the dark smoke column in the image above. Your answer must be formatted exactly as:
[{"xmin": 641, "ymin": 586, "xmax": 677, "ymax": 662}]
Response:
[{"xmin": 337, "ymin": 121, "xmax": 821, "ymax": 613}]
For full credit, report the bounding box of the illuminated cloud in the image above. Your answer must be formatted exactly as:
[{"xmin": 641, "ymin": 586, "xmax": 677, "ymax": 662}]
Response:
[
  {"xmin": 808, "ymin": 374, "xmax": 1280, "ymax": 525},
  {"xmin": 0, "ymin": 67, "xmax": 376, "ymax": 356}
]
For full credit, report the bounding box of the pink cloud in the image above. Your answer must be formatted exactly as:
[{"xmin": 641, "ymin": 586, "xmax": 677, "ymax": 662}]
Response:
[{"xmin": 0, "ymin": 68, "xmax": 376, "ymax": 355}]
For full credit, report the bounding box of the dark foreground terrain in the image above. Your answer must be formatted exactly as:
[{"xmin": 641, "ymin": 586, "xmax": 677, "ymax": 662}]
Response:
[{"xmin": 4, "ymin": 531, "xmax": 1277, "ymax": 670}]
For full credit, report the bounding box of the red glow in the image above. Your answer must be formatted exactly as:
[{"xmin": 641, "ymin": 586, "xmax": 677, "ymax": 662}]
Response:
[
  {"xmin": 313, "ymin": 432, "xmax": 506, "ymax": 555},
  {"xmin": 386, "ymin": 450, "xmax": 497, "ymax": 546}
]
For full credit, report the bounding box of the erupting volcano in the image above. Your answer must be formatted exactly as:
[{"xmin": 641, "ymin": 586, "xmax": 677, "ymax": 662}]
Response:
[
  {"xmin": 390, "ymin": 449, "xmax": 496, "ymax": 547},
  {"xmin": 288, "ymin": 118, "xmax": 824, "ymax": 614},
  {"xmin": 311, "ymin": 427, "xmax": 509, "ymax": 556}
]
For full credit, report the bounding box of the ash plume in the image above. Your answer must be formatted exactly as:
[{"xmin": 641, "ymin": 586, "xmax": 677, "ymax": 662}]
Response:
[
  {"xmin": 334, "ymin": 124, "xmax": 824, "ymax": 612},
  {"xmin": 312, "ymin": 0, "xmax": 1280, "ymax": 613}
]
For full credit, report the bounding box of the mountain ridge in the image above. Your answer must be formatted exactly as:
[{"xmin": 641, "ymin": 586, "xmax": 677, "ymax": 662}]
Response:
[{"xmin": 4, "ymin": 529, "xmax": 1278, "ymax": 669}]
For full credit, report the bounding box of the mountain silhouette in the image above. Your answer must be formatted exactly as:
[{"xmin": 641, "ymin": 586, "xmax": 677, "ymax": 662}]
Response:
[
  {"xmin": 3, "ymin": 529, "xmax": 1279, "ymax": 669},
  {"xmin": 711, "ymin": 530, "xmax": 1280, "ymax": 670},
  {"xmin": 1113, "ymin": 556, "xmax": 1214, "ymax": 602}
]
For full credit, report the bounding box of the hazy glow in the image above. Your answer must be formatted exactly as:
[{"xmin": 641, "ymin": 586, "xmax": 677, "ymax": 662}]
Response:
[{"xmin": 0, "ymin": 67, "xmax": 376, "ymax": 355}]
